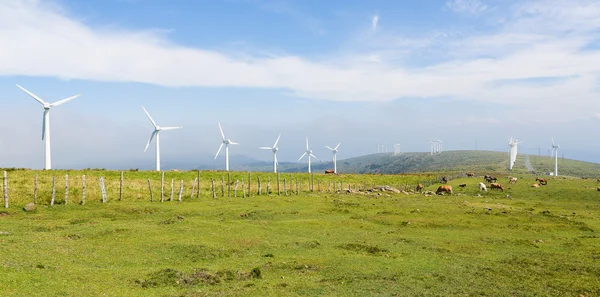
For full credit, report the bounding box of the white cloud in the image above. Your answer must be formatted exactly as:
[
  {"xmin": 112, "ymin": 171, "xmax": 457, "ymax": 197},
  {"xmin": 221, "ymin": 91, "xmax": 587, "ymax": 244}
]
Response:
[
  {"xmin": 372, "ymin": 14, "xmax": 379, "ymax": 31},
  {"xmin": 1, "ymin": 0, "xmax": 600, "ymax": 122},
  {"xmin": 446, "ymin": 0, "xmax": 489, "ymax": 14}
]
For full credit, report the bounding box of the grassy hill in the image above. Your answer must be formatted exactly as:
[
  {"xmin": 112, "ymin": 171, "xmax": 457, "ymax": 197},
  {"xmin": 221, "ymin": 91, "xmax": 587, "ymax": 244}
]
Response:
[{"xmin": 335, "ymin": 150, "xmax": 600, "ymax": 177}]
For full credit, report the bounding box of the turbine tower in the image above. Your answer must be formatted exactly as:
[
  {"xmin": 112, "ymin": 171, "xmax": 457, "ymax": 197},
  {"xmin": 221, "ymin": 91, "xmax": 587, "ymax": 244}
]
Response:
[
  {"xmin": 298, "ymin": 137, "xmax": 318, "ymax": 173},
  {"xmin": 142, "ymin": 106, "xmax": 182, "ymax": 172},
  {"xmin": 16, "ymin": 84, "xmax": 81, "ymax": 170},
  {"xmin": 507, "ymin": 137, "xmax": 522, "ymax": 170},
  {"xmin": 214, "ymin": 123, "xmax": 239, "ymax": 171},
  {"xmin": 260, "ymin": 135, "xmax": 281, "ymax": 173},
  {"xmin": 325, "ymin": 142, "xmax": 341, "ymax": 174},
  {"xmin": 552, "ymin": 137, "xmax": 560, "ymax": 176}
]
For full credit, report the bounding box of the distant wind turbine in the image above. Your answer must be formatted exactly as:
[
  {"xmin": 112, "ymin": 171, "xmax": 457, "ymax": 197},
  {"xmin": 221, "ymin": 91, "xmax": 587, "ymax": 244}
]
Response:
[
  {"xmin": 298, "ymin": 137, "xmax": 318, "ymax": 173},
  {"xmin": 142, "ymin": 106, "xmax": 182, "ymax": 172},
  {"xmin": 16, "ymin": 84, "xmax": 81, "ymax": 170},
  {"xmin": 552, "ymin": 137, "xmax": 560, "ymax": 176},
  {"xmin": 260, "ymin": 135, "xmax": 281, "ymax": 173},
  {"xmin": 325, "ymin": 143, "xmax": 341, "ymax": 174},
  {"xmin": 214, "ymin": 123, "xmax": 239, "ymax": 171}
]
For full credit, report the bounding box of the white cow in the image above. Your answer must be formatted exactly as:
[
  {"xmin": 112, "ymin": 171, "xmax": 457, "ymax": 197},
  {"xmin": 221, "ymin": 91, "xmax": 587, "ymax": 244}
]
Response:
[{"xmin": 479, "ymin": 182, "xmax": 487, "ymax": 191}]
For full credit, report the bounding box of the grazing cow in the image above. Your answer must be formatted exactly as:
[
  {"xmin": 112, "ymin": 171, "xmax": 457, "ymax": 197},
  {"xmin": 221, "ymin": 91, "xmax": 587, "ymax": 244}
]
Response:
[
  {"xmin": 459, "ymin": 184, "xmax": 467, "ymax": 188},
  {"xmin": 597, "ymin": 178, "xmax": 600, "ymax": 183},
  {"xmin": 483, "ymin": 175, "xmax": 492, "ymax": 180},
  {"xmin": 485, "ymin": 176, "xmax": 497, "ymax": 183},
  {"xmin": 466, "ymin": 172, "xmax": 475, "ymax": 177},
  {"xmin": 436, "ymin": 185, "xmax": 453, "ymax": 195},
  {"xmin": 597, "ymin": 187, "xmax": 600, "ymax": 191},
  {"xmin": 324, "ymin": 170, "xmax": 335, "ymax": 174},
  {"xmin": 442, "ymin": 176, "xmax": 448, "ymax": 184},
  {"xmin": 490, "ymin": 183, "xmax": 504, "ymax": 191},
  {"xmin": 416, "ymin": 184, "xmax": 423, "ymax": 192},
  {"xmin": 532, "ymin": 183, "xmax": 540, "ymax": 188},
  {"xmin": 509, "ymin": 177, "xmax": 518, "ymax": 184},
  {"xmin": 478, "ymin": 182, "xmax": 487, "ymax": 191},
  {"xmin": 536, "ymin": 178, "xmax": 548, "ymax": 185}
]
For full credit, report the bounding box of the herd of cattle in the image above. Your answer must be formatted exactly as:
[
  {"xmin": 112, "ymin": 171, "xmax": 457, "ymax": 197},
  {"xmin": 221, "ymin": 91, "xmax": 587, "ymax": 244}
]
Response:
[{"xmin": 415, "ymin": 172, "xmax": 559, "ymax": 195}]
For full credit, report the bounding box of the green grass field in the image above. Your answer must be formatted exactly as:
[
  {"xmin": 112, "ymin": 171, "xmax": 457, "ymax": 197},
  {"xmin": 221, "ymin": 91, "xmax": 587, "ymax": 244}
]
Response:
[{"xmin": 1, "ymin": 170, "xmax": 599, "ymax": 296}]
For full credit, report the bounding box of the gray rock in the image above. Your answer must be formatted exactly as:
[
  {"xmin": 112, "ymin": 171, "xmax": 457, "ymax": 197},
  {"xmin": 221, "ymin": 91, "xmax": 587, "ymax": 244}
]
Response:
[{"xmin": 23, "ymin": 203, "xmax": 36, "ymax": 212}]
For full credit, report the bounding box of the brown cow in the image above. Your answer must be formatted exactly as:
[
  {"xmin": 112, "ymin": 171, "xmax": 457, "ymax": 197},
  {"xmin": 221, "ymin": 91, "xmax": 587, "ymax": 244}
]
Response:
[
  {"xmin": 416, "ymin": 184, "xmax": 423, "ymax": 192},
  {"xmin": 490, "ymin": 183, "xmax": 504, "ymax": 191},
  {"xmin": 509, "ymin": 177, "xmax": 518, "ymax": 184},
  {"xmin": 536, "ymin": 178, "xmax": 547, "ymax": 185},
  {"xmin": 436, "ymin": 185, "xmax": 453, "ymax": 195},
  {"xmin": 597, "ymin": 178, "xmax": 600, "ymax": 183},
  {"xmin": 466, "ymin": 172, "xmax": 475, "ymax": 177},
  {"xmin": 532, "ymin": 183, "xmax": 541, "ymax": 188},
  {"xmin": 324, "ymin": 170, "xmax": 335, "ymax": 174}
]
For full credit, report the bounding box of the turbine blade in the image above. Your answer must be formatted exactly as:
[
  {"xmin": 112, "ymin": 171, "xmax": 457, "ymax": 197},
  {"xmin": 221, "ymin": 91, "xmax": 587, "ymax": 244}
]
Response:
[
  {"xmin": 50, "ymin": 94, "xmax": 81, "ymax": 107},
  {"xmin": 41, "ymin": 110, "xmax": 48, "ymax": 140},
  {"xmin": 306, "ymin": 137, "xmax": 309, "ymax": 150},
  {"xmin": 214, "ymin": 143, "xmax": 224, "ymax": 159},
  {"xmin": 310, "ymin": 153, "xmax": 318, "ymax": 160},
  {"xmin": 141, "ymin": 106, "xmax": 157, "ymax": 128},
  {"xmin": 334, "ymin": 142, "xmax": 341, "ymax": 150},
  {"xmin": 552, "ymin": 137, "xmax": 555, "ymax": 146},
  {"xmin": 325, "ymin": 145, "xmax": 334, "ymax": 151},
  {"xmin": 144, "ymin": 130, "xmax": 158, "ymax": 152},
  {"xmin": 218, "ymin": 122, "xmax": 225, "ymax": 140},
  {"xmin": 16, "ymin": 84, "xmax": 46, "ymax": 105},
  {"xmin": 259, "ymin": 147, "xmax": 272, "ymax": 150},
  {"xmin": 273, "ymin": 134, "xmax": 281, "ymax": 148},
  {"xmin": 229, "ymin": 141, "xmax": 239, "ymax": 145},
  {"xmin": 298, "ymin": 152, "xmax": 307, "ymax": 161},
  {"xmin": 160, "ymin": 126, "xmax": 182, "ymax": 130}
]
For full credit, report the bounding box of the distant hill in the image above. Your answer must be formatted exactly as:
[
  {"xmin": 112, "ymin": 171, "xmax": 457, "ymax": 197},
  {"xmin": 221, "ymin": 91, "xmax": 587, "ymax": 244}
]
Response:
[{"xmin": 333, "ymin": 150, "xmax": 600, "ymax": 177}]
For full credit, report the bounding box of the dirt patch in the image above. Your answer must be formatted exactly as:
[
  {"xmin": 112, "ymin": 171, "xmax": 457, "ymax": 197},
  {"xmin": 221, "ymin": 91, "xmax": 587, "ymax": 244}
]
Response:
[
  {"xmin": 338, "ymin": 243, "xmax": 389, "ymax": 255},
  {"xmin": 136, "ymin": 267, "xmax": 261, "ymax": 288}
]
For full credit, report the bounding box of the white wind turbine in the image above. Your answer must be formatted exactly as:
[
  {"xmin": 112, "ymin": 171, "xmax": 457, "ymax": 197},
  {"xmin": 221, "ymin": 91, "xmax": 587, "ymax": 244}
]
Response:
[
  {"xmin": 214, "ymin": 122, "xmax": 239, "ymax": 171},
  {"xmin": 260, "ymin": 135, "xmax": 281, "ymax": 173},
  {"xmin": 142, "ymin": 106, "xmax": 182, "ymax": 172},
  {"xmin": 298, "ymin": 137, "xmax": 318, "ymax": 173},
  {"xmin": 325, "ymin": 142, "xmax": 341, "ymax": 174},
  {"xmin": 16, "ymin": 84, "xmax": 81, "ymax": 170},
  {"xmin": 552, "ymin": 137, "xmax": 560, "ymax": 176}
]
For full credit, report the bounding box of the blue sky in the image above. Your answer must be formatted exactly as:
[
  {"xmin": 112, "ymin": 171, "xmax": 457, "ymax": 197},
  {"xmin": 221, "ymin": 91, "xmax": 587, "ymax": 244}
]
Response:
[{"xmin": 1, "ymin": 0, "xmax": 600, "ymax": 170}]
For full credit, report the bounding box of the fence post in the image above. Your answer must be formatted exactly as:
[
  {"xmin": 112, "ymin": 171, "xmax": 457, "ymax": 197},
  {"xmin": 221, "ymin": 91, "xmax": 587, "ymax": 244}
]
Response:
[
  {"xmin": 119, "ymin": 171, "xmax": 123, "ymax": 201},
  {"xmin": 221, "ymin": 176, "xmax": 225, "ymax": 197},
  {"xmin": 227, "ymin": 172, "xmax": 231, "ymax": 197},
  {"xmin": 190, "ymin": 178, "xmax": 197, "ymax": 198},
  {"xmin": 234, "ymin": 180, "xmax": 239, "ymax": 197},
  {"xmin": 3, "ymin": 171, "xmax": 8, "ymax": 209},
  {"xmin": 178, "ymin": 180, "xmax": 183, "ymax": 202},
  {"xmin": 170, "ymin": 179, "xmax": 174, "ymax": 201},
  {"xmin": 81, "ymin": 175, "xmax": 86, "ymax": 205},
  {"xmin": 211, "ymin": 178, "xmax": 216, "ymax": 199},
  {"xmin": 257, "ymin": 177, "xmax": 261, "ymax": 195},
  {"xmin": 277, "ymin": 173, "xmax": 281, "ymax": 196},
  {"xmin": 65, "ymin": 174, "xmax": 69, "ymax": 204},
  {"xmin": 242, "ymin": 178, "xmax": 246, "ymax": 198},
  {"xmin": 284, "ymin": 178, "xmax": 287, "ymax": 196},
  {"xmin": 197, "ymin": 170, "xmax": 200, "ymax": 198},
  {"xmin": 147, "ymin": 179, "xmax": 153, "ymax": 202},
  {"xmin": 160, "ymin": 172, "xmax": 165, "ymax": 202},
  {"xmin": 247, "ymin": 172, "xmax": 251, "ymax": 198},
  {"xmin": 50, "ymin": 176, "xmax": 56, "ymax": 206},
  {"xmin": 99, "ymin": 177, "xmax": 107, "ymax": 203},
  {"xmin": 34, "ymin": 174, "xmax": 38, "ymax": 204}
]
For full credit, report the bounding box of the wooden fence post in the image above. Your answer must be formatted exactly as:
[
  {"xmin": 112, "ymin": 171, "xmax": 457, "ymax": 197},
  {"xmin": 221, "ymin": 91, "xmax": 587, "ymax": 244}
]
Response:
[
  {"xmin": 247, "ymin": 172, "xmax": 251, "ymax": 198},
  {"xmin": 284, "ymin": 178, "xmax": 287, "ymax": 196},
  {"xmin": 65, "ymin": 174, "xmax": 69, "ymax": 204},
  {"xmin": 147, "ymin": 179, "xmax": 153, "ymax": 202},
  {"xmin": 277, "ymin": 173, "xmax": 281, "ymax": 196},
  {"xmin": 257, "ymin": 177, "xmax": 261, "ymax": 195},
  {"xmin": 3, "ymin": 171, "xmax": 8, "ymax": 209},
  {"xmin": 160, "ymin": 172, "xmax": 165, "ymax": 202},
  {"xmin": 50, "ymin": 176, "xmax": 56, "ymax": 206},
  {"xmin": 197, "ymin": 170, "xmax": 200, "ymax": 198},
  {"xmin": 211, "ymin": 178, "xmax": 216, "ymax": 199},
  {"xmin": 81, "ymin": 175, "xmax": 86, "ymax": 205},
  {"xmin": 190, "ymin": 178, "xmax": 197, "ymax": 198},
  {"xmin": 227, "ymin": 172, "xmax": 231, "ymax": 197},
  {"xmin": 99, "ymin": 177, "xmax": 107, "ymax": 203},
  {"xmin": 234, "ymin": 180, "xmax": 239, "ymax": 197},
  {"xmin": 178, "ymin": 180, "xmax": 183, "ymax": 202},
  {"xmin": 170, "ymin": 179, "xmax": 174, "ymax": 201},
  {"xmin": 242, "ymin": 178, "xmax": 246, "ymax": 198},
  {"xmin": 221, "ymin": 176, "xmax": 225, "ymax": 197},
  {"xmin": 33, "ymin": 174, "xmax": 38, "ymax": 205},
  {"xmin": 119, "ymin": 171, "xmax": 123, "ymax": 201}
]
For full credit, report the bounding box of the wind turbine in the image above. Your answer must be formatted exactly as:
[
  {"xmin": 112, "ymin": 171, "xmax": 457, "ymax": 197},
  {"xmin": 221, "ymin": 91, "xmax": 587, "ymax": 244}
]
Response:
[
  {"xmin": 298, "ymin": 137, "xmax": 318, "ymax": 173},
  {"xmin": 214, "ymin": 122, "xmax": 239, "ymax": 171},
  {"xmin": 552, "ymin": 137, "xmax": 560, "ymax": 176},
  {"xmin": 142, "ymin": 106, "xmax": 182, "ymax": 172},
  {"xmin": 16, "ymin": 84, "xmax": 81, "ymax": 170},
  {"xmin": 260, "ymin": 135, "xmax": 281, "ymax": 173},
  {"xmin": 325, "ymin": 143, "xmax": 341, "ymax": 174}
]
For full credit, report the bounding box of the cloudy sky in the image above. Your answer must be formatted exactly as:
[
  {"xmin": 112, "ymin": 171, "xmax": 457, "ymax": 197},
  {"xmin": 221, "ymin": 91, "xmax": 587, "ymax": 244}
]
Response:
[{"xmin": 1, "ymin": 0, "xmax": 600, "ymax": 170}]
